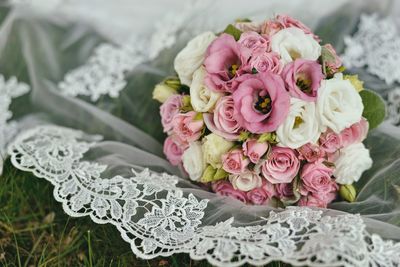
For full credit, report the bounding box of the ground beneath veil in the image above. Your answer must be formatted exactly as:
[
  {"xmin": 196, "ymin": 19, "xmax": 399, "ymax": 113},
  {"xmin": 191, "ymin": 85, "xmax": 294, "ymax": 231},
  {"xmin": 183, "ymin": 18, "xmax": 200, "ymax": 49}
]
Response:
[{"xmin": 0, "ymin": 160, "xmax": 290, "ymax": 267}]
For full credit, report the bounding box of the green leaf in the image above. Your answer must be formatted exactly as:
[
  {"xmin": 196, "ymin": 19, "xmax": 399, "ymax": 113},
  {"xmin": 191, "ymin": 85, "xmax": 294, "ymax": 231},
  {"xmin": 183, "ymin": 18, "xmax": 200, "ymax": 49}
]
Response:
[
  {"xmin": 258, "ymin": 132, "xmax": 277, "ymax": 144},
  {"xmin": 223, "ymin": 24, "xmax": 242, "ymax": 41},
  {"xmin": 238, "ymin": 131, "xmax": 250, "ymax": 142},
  {"xmin": 359, "ymin": 90, "xmax": 386, "ymax": 129}
]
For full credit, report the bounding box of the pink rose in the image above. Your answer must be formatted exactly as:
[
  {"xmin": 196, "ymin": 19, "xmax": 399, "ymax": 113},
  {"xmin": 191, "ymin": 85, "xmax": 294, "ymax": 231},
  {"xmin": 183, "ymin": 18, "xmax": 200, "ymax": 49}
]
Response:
[
  {"xmin": 281, "ymin": 59, "xmax": 324, "ymax": 102},
  {"xmin": 203, "ymin": 96, "xmax": 243, "ymax": 140},
  {"xmin": 319, "ymin": 130, "xmax": 343, "ymax": 154},
  {"xmin": 163, "ymin": 135, "xmax": 187, "ymax": 166},
  {"xmin": 172, "ymin": 111, "xmax": 204, "ymax": 142},
  {"xmin": 212, "ymin": 180, "xmax": 248, "ymax": 203},
  {"xmin": 242, "ymin": 139, "xmax": 269, "ymax": 164},
  {"xmin": 160, "ymin": 94, "xmax": 183, "ymax": 133},
  {"xmin": 232, "ymin": 73, "xmax": 290, "ymax": 133},
  {"xmin": 275, "ymin": 183, "xmax": 294, "ymax": 199},
  {"xmin": 204, "ymin": 34, "xmax": 251, "ymax": 93},
  {"xmin": 340, "ymin": 118, "xmax": 369, "ymax": 147},
  {"xmin": 298, "ymin": 193, "xmax": 336, "ymax": 208},
  {"xmin": 275, "ymin": 15, "xmax": 319, "ymax": 40},
  {"xmin": 234, "ymin": 21, "xmax": 262, "ymax": 33},
  {"xmin": 247, "ymin": 187, "xmax": 269, "ymax": 205},
  {"xmin": 323, "ymin": 44, "xmax": 342, "ymax": 71},
  {"xmin": 260, "ymin": 20, "xmax": 282, "ymax": 36},
  {"xmin": 300, "ymin": 160, "xmax": 338, "ymax": 195},
  {"xmin": 250, "ymin": 52, "xmax": 282, "ymax": 74},
  {"xmin": 298, "ymin": 143, "xmax": 325, "ymax": 163},
  {"xmin": 261, "ymin": 180, "xmax": 277, "ymax": 198},
  {"xmin": 238, "ymin": 31, "xmax": 269, "ymax": 55},
  {"xmin": 261, "ymin": 146, "xmax": 300, "ymax": 184},
  {"xmin": 261, "ymin": 15, "xmax": 320, "ymax": 41},
  {"xmin": 222, "ymin": 149, "xmax": 249, "ymax": 174}
]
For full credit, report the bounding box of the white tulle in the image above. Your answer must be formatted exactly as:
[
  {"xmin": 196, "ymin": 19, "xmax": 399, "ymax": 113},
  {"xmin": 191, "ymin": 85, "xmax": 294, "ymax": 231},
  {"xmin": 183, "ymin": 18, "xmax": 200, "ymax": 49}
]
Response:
[
  {"xmin": 8, "ymin": 125, "xmax": 400, "ymax": 267},
  {"xmin": 2, "ymin": 1, "xmax": 400, "ymax": 266},
  {"xmin": 0, "ymin": 75, "xmax": 30, "ymax": 174}
]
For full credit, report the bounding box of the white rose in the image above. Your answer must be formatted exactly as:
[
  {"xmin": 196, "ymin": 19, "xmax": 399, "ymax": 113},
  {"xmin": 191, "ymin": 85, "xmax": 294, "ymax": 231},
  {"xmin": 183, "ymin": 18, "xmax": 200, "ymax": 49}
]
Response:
[
  {"xmin": 276, "ymin": 98, "xmax": 321, "ymax": 149},
  {"xmin": 229, "ymin": 172, "xmax": 262, "ymax": 192},
  {"xmin": 174, "ymin": 31, "xmax": 216, "ymax": 86},
  {"xmin": 271, "ymin": 27, "xmax": 321, "ymax": 65},
  {"xmin": 182, "ymin": 142, "xmax": 206, "ymax": 181},
  {"xmin": 317, "ymin": 74, "xmax": 364, "ymax": 133},
  {"xmin": 152, "ymin": 83, "xmax": 177, "ymax": 103},
  {"xmin": 202, "ymin": 133, "xmax": 234, "ymax": 168},
  {"xmin": 333, "ymin": 143, "xmax": 372, "ymax": 184},
  {"xmin": 190, "ymin": 67, "xmax": 221, "ymax": 112}
]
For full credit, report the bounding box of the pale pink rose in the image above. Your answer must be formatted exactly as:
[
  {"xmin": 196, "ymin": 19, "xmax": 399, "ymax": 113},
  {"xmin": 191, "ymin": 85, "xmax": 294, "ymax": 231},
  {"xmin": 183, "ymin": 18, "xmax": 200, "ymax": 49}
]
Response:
[
  {"xmin": 261, "ymin": 180, "xmax": 277, "ymax": 198},
  {"xmin": 234, "ymin": 21, "xmax": 262, "ymax": 33},
  {"xmin": 247, "ymin": 187, "xmax": 269, "ymax": 205},
  {"xmin": 250, "ymin": 52, "xmax": 282, "ymax": 74},
  {"xmin": 275, "ymin": 183, "xmax": 294, "ymax": 199},
  {"xmin": 204, "ymin": 34, "xmax": 251, "ymax": 93},
  {"xmin": 300, "ymin": 160, "xmax": 338, "ymax": 195},
  {"xmin": 232, "ymin": 73, "xmax": 290, "ymax": 133},
  {"xmin": 261, "ymin": 146, "xmax": 300, "ymax": 184},
  {"xmin": 281, "ymin": 59, "xmax": 324, "ymax": 102},
  {"xmin": 340, "ymin": 118, "xmax": 369, "ymax": 147},
  {"xmin": 212, "ymin": 180, "xmax": 248, "ymax": 203},
  {"xmin": 261, "ymin": 15, "xmax": 319, "ymax": 41},
  {"xmin": 275, "ymin": 14, "xmax": 319, "ymax": 40},
  {"xmin": 323, "ymin": 44, "xmax": 342, "ymax": 71},
  {"xmin": 160, "ymin": 94, "xmax": 183, "ymax": 133},
  {"xmin": 172, "ymin": 111, "xmax": 204, "ymax": 142},
  {"xmin": 229, "ymin": 172, "xmax": 262, "ymax": 192},
  {"xmin": 242, "ymin": 139, "xmax": 270, "ymax": 164},
  {"xmin": 260, "ymin": 20, "xmax": 283, "ymax": 36},
  {"xmin": 163, "ymin": 135, "xmax": 187, "ymax": 166},
  {"xmin": 203, "ymin": 96, "xmax": 243, "ymax": 140},
  {"xmin": 298, "ymin": 193, "xmax": 336, "ymax": 208},
  {"xmin": 298, "ymin": 143, "xmax": 325, "ymax": 163},
  {"xmin": 238, "ymin": 31, "xmax": 269, "ymax": 55},
  {"xmin": 319, "ymin": 130, "xmax": 343, "ymax": 154},
  {"xmin": 222, "ymin": 149, "xmax": 250, "ymax": 174}
]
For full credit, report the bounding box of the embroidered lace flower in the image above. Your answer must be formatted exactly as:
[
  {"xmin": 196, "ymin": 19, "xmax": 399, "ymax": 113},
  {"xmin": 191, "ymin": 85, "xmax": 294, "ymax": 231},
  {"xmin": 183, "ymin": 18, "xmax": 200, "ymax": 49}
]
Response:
[
  {"xmin": 7, "ymin": 125, "xmax": 400, "ymax": 267},
  {"xmin": 342, "ymin": 13, "xmax": 400, "ymax": 85},
  {"xmin": 0, "ymin": 74, "xmax": 30, "ymax": 174}
]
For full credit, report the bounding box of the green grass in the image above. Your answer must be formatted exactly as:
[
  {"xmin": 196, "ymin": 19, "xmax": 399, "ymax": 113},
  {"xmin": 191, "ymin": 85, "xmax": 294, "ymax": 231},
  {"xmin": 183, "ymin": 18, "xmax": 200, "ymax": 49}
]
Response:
[{"xmin": 0, "ymin": 159, "xmax": 289, "ymax": 267}]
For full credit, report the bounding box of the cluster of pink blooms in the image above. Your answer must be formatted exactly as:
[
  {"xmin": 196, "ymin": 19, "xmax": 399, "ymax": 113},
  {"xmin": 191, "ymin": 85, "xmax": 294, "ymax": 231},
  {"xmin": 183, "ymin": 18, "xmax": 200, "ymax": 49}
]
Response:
[
  {"xmin": 212, "ymin": 118, "xmax": 368, "ymax": 207},
  {"xmin": 155, "ymin": 14, "xmax": 372, "ymax": 208}
]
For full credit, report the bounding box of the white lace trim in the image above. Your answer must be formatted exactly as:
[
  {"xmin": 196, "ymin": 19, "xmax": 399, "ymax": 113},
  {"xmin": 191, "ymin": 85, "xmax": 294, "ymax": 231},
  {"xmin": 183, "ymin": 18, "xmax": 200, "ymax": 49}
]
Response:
[
  {"xmin": 0, "ymin": 74, "xmax": 30, "ymax": 174},
  {"xmin": 57, "ymin": 1, "xmax": 207, "ymax": 101},
  {"xmin": 342, "ymin": 13, "xmax": 400, "ymax": 85},
  {"xmin": 7, "ymin": 125, "xmax": 400, "ymax": 267}
]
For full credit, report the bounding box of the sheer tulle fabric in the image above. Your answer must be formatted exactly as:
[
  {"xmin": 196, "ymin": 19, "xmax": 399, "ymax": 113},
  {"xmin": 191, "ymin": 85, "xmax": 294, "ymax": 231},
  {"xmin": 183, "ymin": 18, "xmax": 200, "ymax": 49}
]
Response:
[{"xmin": 2, "ymin": 1, "xmax": 400, "ymax": 266}]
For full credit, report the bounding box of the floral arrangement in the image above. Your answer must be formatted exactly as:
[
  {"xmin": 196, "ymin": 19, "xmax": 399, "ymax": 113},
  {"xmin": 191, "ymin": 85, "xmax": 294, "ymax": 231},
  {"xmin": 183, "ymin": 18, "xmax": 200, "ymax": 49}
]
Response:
[{"xmin": 152, "ymin": 15, "xmax": 385, "ymax": 208}]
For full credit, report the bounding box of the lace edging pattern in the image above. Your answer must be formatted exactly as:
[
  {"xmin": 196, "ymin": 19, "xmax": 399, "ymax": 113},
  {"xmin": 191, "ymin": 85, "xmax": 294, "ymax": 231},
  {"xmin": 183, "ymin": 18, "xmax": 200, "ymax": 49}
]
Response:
[
  {"xmin": 7, "ymin": 125, "xmax": 400, "ymax": 267},
  {"xmin": 342, "ymin": 13, "xmax": 400, "ymax": 86},
  {"xmin": 0, "ymin": 74, "xmax": 30, "ymax": 174},
  {"xmin": 57, "ymin": 1, "xmax": 208, "ymax": 101}
]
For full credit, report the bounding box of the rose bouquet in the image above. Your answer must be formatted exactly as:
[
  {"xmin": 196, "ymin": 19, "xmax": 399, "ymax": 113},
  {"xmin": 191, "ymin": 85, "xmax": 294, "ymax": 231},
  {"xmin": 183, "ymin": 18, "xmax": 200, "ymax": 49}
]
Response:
[{"xmin": 153, "ymin": 14, "xmax": 385, "ymax": 208}]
